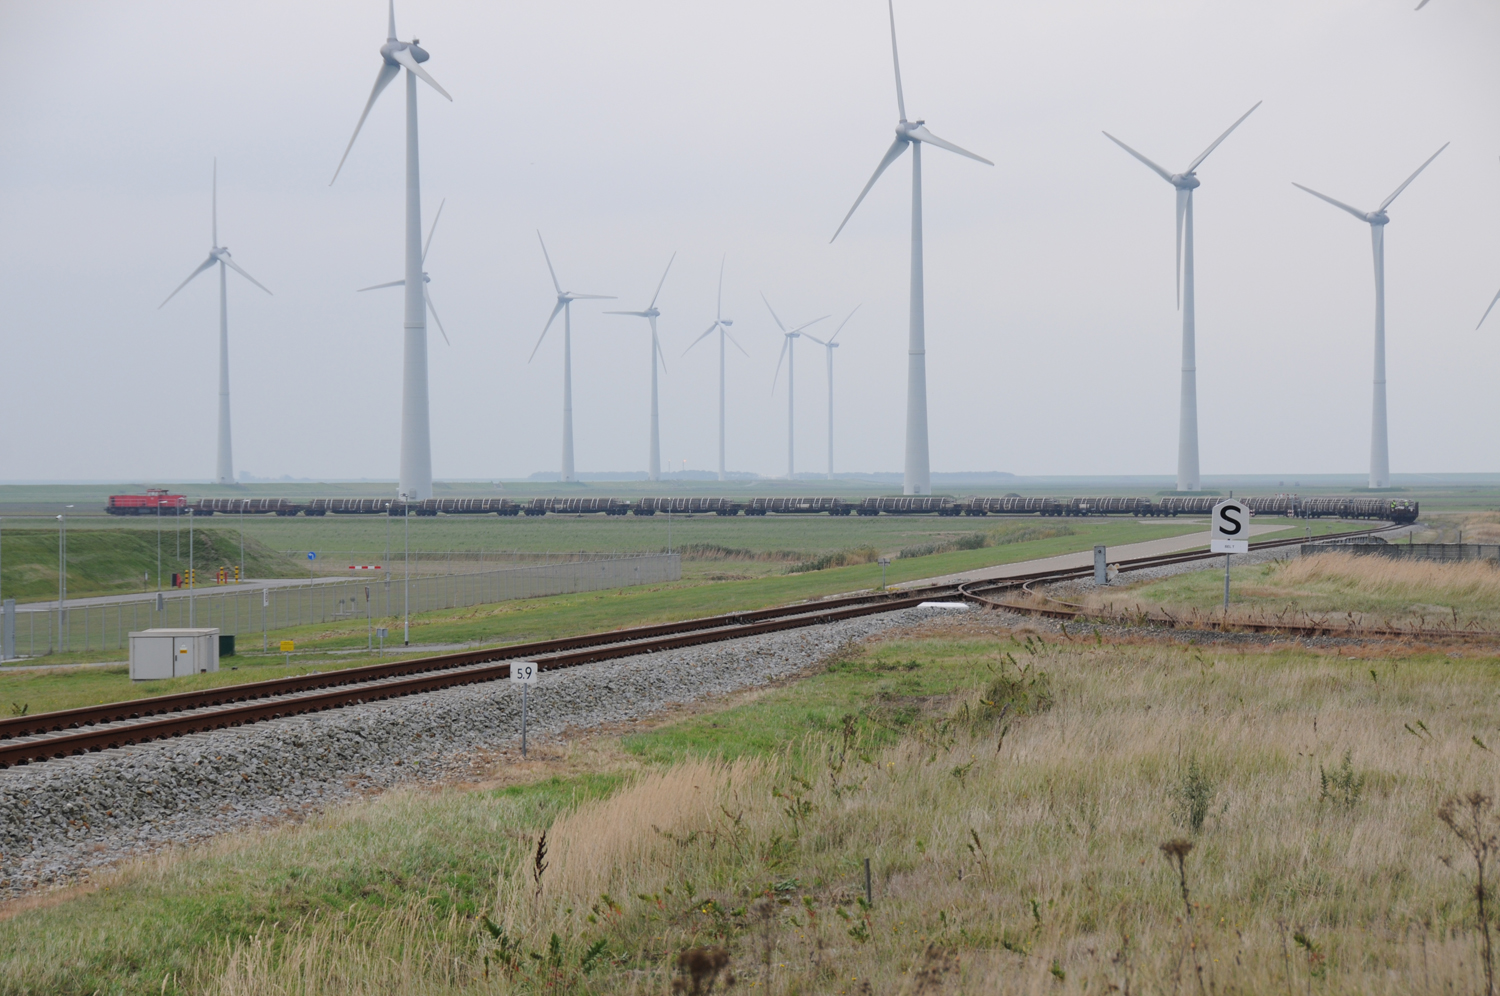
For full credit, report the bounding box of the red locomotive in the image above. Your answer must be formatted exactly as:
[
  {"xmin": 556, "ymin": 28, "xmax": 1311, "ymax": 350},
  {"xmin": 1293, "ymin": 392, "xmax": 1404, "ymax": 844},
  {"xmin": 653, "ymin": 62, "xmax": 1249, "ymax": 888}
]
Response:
[{"xmin": 105, "ymin": 489, "xmax": 187, "ymax": 515}]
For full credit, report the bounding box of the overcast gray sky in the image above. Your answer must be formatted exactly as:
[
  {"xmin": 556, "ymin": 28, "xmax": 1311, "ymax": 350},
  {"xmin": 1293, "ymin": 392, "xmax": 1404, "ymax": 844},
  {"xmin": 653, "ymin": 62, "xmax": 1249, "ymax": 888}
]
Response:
[{"xmin": 1, "ymin": 0, "xmax": 1496, "ymax": 483}]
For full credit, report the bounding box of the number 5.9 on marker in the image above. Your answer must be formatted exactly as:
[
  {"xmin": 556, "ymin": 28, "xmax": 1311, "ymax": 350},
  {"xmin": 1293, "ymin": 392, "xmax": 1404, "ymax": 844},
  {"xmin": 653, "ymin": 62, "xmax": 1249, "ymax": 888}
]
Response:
[{"xmin": 510, "ymin": 661, "xmax": 539, "ymax": 685}]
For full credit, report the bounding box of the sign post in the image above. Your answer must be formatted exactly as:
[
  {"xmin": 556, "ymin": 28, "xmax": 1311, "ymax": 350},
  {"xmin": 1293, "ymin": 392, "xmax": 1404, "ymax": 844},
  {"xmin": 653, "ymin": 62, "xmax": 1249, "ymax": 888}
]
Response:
[
  {"xmin": 279, "ymin": 639, "xmax": 294, "ymax": 665},
  {"xmin": 1210, "ymin": 499, "xmax": 1250, "ymax": 613},
  {"xmin": 1093, "ymin": 545, "xmax": 1108, "ymax": 585},
  {"xmin": 376, "ymin": 626, "xmax": 388, "ymax": 654},
  {"xmin": 511, "ymin": 660, "xmax": 539, "ymax": 758},
  {"xmin": 878, "ymin": 557, "xmax": 891, "ymax": 590}
]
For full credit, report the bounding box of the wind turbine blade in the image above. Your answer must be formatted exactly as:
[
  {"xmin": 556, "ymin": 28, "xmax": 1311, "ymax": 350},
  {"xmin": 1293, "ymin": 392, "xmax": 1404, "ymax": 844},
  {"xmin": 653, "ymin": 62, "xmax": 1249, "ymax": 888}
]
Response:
[
  {"xmin": 358, "ymin": 279, "xmax": 406, "ymax": 292},
  {"xmin": 219, "ymin": 255, "xmax": 272, "ymax": 295},
  {"xmin": 724, "ymin": 328, "xmax": 751, "ymax": 358},
  {"xmin": 422, "ymin": 198, "xmax": 445, "ymax": 264},
  {"xmin": 790, "ymin": 315, "xmax": 829, "ymax": 334},
  {"xmin": 887, "ymin": 0, "xmax": 906, "ymax": 121},
  {"xmin": 908, "ymin": 125, "xmax": 994, "ymax": 166},
  {"xmin": 717, "ymin": 254, "xmax": 725, "ymax": 324},
  {"xmin": 212, "ymin": 157, "xmax": 218, "ymax": 246},
  {"xmin": 801, "ymin": 332, "xmax": 829, "ymax": 346},
  {"xmin": 648, "ymin": 253, "xmax": 676, "ymax": 310},
  {"xmin": 761, "ymin": 293, "xmax": 788, "ymax": 333},
  {"xmin": 425, "ymin": 288, "xmax": 450, "ymax": 346},
  {"xmin": 387, "ymin": 0, "xmax": 397, "ymax": 40},
  {"xmin": 331, "ymin": 62, "xmax": 400, "ymax": 185},
  {"xmin": 831, "ymin": 137, "xmax": 909, "ymax": 242},
  {"xmin": 1478, "ymin": 287, "xmax": 1500, "ymax": 330},
  {"xmin": 530, "ymin": 301, "xmax": 567, "ymax": 362},
  {"xmin": 1380, "ymin": 142, "xmax": 1449, "ymax": 211},
  {"xmin": 1416, "ymin": 0, "xmax": 1431, "ymax": 7},
  {"xmin": 771, "ymin": 336, "xmax": 789, "ymax": 394},
  {"xmin": 1102, "ymin": 132, "xmax": 1174, "ymax": 184},
  {"xmin": 568, "ymin": 293, "xmax": 615, "ymax": 300},
  {"xmin": 1185, "ymin": 101, "xmax": 1262, "ymax": 173},
  {"xmin": 1175, "ymin": 187, "xmax": 1187, "ymax": 309},
  {"xmin": 605, "ymin": 310, "xmax": 652, "ymax": 317},
  {"xmin": 391, "ymin": 46, "xmax": 452, "ymax": 101},
  {"xmin": 829, "ymin": 303, "xmax": 862, "ymax": 342},
  {"xmin": 159, "ymin": 255, "xmax": 217, "ymax": 308},
  {"xmin": 653, "ymin": 329, "xmax": 668, "ymax": 373},
  {"xmin": 684, "ymin": 322, "xmax": 718, "ymax": 355},
  {"xmin": 1291, "ymin": 183, "xmax": 1370, "ymax": 222},
  {"xmin": 536, "ymin": 230, "xmax": 562, "ymax": 295}
]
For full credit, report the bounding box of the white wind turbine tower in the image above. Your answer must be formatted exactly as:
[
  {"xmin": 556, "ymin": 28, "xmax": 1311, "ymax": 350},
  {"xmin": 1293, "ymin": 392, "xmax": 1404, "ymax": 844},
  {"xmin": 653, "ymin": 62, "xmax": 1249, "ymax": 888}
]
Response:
[
  {"xmin": 765, "ymin": 296, "xmax": 828, "ymax": 480},
  {"xmin": 160, "ymin": 159, "xmax": 272, "ymax": 486},
  {"xmin": 684, "ymin": 257, "xmax": 749, "ymax": 482},
  {"xmin": 801, "ymin": 305, "xmax": 860, "ymax": 481},
  {"xmin": 606, "ymin": 255, "xmax": 676, "ymax": 482},
  {"xmin": 359, "ymin": 198, "xmax": 452, "ymax": 338},
  {"xmin": 831, "ymin": 0, "xmax": 991, "ymax": 496},
  {"xmin": 330, "ymin": 0, "xmax": 451, "ymax": 501},
  {"xmin": 1104, "ymin": 102, "xmax": 1260, "ymax": 493},
  {"xmin": 1293, "ymin": 143, "xmax": 1448, "ymax": 490},
  {"xmin": 530, "ymin": 232, "xmax": 614, "ymax": 483}
]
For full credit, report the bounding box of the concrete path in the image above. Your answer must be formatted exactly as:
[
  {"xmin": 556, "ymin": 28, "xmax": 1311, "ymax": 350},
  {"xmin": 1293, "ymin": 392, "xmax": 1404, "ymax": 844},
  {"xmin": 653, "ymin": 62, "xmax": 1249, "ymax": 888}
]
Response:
[{"xmin": 901, "ymin": 520, "xmax": 1289, "ymax": 588}]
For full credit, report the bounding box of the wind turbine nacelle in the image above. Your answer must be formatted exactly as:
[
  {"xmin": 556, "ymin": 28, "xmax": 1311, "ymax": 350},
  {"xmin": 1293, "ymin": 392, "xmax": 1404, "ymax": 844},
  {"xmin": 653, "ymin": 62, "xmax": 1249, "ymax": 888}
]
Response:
[
  {"xmin": 409, "ymin": 43, "xmax": 431, "ymax": 62},
  {"xmin": 1367, "ymin": 211, "xmax": 1390, "ymax": 226},
  {"xmin": 1172, "ymin": 174, "xmax": 1201, "ymax": 191},
  {"xmin": 721, "ymin": 319, "xmax": 733, "ymax": 327}
]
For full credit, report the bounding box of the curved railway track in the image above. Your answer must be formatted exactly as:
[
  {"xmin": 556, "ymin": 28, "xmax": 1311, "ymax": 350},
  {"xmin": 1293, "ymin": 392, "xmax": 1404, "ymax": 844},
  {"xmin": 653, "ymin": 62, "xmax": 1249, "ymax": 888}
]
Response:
[{"xmin": 0, "ymin": 523, "xmax": 1419, "ymax": 769}]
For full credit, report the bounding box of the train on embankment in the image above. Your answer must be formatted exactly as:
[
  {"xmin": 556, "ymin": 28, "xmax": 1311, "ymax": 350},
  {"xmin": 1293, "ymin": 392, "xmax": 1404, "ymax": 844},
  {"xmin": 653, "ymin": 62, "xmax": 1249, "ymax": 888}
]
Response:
[{"xmin": 104, "ymin": 490, "xmax": 1420, "ymax": 523}]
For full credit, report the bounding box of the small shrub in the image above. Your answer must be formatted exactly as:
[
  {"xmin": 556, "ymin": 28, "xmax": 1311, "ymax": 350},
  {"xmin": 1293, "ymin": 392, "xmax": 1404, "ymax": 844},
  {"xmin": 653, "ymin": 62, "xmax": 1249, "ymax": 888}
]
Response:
[
  {"xmin": 978, "ymin": 663, "xmax": 1054, "ymax": 720},
  {"xmin": 1176, "ymin": 756, "xmax": 1216, "ymax": 834},
  {"xmin": 785, "ymin": 546, "xmax": 880, "ymax": 573},
  {"xmin": 1319, "ymin": 750, "xmax": 1365, "ymax": 810}
]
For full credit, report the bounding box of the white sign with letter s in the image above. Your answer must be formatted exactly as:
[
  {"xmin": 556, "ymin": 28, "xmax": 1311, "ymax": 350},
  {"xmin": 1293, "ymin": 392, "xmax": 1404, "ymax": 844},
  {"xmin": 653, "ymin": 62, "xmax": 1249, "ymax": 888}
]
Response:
[{"xmin": 1210, "ymin": 499, "xmax": 1250, "ymax": 554}]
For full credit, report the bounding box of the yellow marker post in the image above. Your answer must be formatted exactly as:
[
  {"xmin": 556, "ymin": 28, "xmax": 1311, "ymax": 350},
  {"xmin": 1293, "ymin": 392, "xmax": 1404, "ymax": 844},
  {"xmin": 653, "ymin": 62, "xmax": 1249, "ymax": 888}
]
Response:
[{"xmin": 279, "ymin": 639, "xmax": 293, "ymax": 665}]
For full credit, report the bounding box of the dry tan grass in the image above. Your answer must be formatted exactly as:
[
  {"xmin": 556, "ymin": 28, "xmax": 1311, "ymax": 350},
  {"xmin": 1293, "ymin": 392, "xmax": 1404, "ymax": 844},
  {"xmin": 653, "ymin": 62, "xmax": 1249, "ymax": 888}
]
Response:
[{"xmin": 205, "ymin": 638, "xmax": 1500, "ymax": 996}]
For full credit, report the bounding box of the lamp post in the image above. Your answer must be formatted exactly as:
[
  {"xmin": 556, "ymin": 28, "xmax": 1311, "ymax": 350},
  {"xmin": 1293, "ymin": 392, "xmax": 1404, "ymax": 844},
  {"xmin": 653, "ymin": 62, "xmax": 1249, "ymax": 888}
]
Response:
[
  {"xmin": 156, "ymin": 500, "xmax": 162, "ymax": 591},
  {"xmin": 58, "ymin": 507, "xmax": 72, "ymax": 652},
  {"xmin": 188, "ymin": 507, "xmax": 195, "ymax": 628},
  {"xmin": 401, "ymin": 494, "xmax": 411, "ymax": 647}
]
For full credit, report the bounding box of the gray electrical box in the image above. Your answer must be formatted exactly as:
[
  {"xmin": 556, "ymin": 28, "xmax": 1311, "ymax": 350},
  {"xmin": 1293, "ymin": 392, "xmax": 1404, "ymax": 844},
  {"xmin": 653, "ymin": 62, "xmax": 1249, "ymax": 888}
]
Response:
[
  {"xmin": 129, "ymin": 628, "xmax": 220, "ymax": 680},
  {"xmin": 1094, "ymin": 545, "xmax": 1108, "ymax": 585}
]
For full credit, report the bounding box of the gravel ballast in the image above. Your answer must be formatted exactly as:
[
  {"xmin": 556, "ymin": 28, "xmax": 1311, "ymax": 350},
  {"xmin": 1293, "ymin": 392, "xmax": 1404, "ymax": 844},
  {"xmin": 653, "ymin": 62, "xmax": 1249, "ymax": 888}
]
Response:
[{"xmin": 0, "ymin": 606, "xmax": 942, "ymax": 898}]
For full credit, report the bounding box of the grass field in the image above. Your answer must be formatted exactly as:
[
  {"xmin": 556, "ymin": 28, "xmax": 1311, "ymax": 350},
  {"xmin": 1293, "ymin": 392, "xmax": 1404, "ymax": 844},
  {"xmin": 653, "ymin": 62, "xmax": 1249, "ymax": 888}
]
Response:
[
  {"xmin": 1085, "ymin": 549, "xmax": 1500, "ymax": 632},
  {"xmin": 0, "ymin": 527, "xmax": 301, "ymax": 603},
  {"xmin": 4, "ymin": 619, "xmax": 1498, "ymax": 995}
]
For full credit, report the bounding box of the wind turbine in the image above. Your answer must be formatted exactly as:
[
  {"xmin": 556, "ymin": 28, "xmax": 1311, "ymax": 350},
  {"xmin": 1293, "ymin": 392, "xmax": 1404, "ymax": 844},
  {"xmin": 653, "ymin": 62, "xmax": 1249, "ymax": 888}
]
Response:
[
  {"xmin": 330, "ymin": 0, "xmax": 451, "ymax": 501},
  {"xmin": 764, "ymin": 296, "xmax": 829, "ymax": 480},
  {"xmin": 830, "ymin": 0, "xmax": 992, "ymax": 496},
  {"xmin": 684, "ymin": 257, "xmax": 748, "ymax": 482},
  {"xmin": 530, "ymin": 232, "xmax": 614, "ymax": 483},
  {"xmin": 359, "ymin": 199, "xmax": 451, "ymax": 340},
  {"xmin": 606, "ymin": 255, "xmax": 676, "ymax": 482},
  {"xmin": 802, "ymin": 305, "xmax": 860, "ymax": 481},
  {"xmin": 160, "ymin": 159, "xmax": 272, "ymax": 486},
  {"xmin": 1480, "ymin": 288, "xmax": 1500, "ymax": 330},
  {"xmin": 1104, "ymin": 102, "xmax": 1260, "ymax": 493},
  {"xmin": 1293, "ymin": 142, "xmax": 1448, "ymax": 490}
]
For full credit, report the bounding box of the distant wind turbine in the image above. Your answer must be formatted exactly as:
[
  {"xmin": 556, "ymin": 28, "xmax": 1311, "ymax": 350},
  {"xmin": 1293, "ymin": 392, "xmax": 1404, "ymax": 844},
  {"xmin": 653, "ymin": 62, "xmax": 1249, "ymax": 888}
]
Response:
[
  {"xmin": 1480, "ymin": 288, "xmax": 1500, "ymax": 330},
  {"xmin": 830, "ymin": 0, "xmax": 992, "ymax": 496},
  {"xmin": 606, "ymin": 255, "xmax": 676, "ymax": 482},
  {"xmin": 1293, "ymin": 142, "xmax": 1448, "ymax": 490},
  {"xmin": 1104, "ymin": 102, "xmax": 1260, "ymax": 493},
  {"xmin": 684, "ymin": 257, "xmax": 749, "ymax": 482},
  {"xmin": 330, "ymin": 0, "xmax": 451, "ymax": 501},
  {"xmin": 359, "ymin": 198, "xmax": 451, "ymax": 345},
  {"xmin": 802, "ymin": 305, "xmax": 860, "ymax": 481},
  {"xmin": 160, "ymin": 159, "xmax": 272, "ymax": 486},
  {"xmin": 764, "ymin": 296, "xmax": 828, "ymax": 480},
  {"xmin": 529, "ymin": 232, "xmax": 614, "ymax": 483}
]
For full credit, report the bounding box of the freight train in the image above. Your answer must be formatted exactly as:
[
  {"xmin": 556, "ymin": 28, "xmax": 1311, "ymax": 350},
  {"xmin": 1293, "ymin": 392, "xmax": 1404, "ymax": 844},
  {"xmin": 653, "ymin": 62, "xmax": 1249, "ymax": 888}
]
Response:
[{"xmin": 106, "ymin": 492, "xmax": 1420, "ymax": 523}]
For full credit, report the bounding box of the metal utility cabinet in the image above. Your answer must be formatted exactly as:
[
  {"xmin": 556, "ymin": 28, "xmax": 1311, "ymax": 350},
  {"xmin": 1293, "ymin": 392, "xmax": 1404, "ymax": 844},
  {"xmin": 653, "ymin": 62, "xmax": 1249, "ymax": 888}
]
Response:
[{"xmin": 128, "ymin": 628, "xmax": 221, "ymax": 680}]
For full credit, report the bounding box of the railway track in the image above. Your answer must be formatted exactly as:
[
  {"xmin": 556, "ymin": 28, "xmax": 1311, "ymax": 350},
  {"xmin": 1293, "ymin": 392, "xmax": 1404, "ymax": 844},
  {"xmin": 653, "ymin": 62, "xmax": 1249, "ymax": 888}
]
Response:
[
  {"xmin": 0, "ymin": 523, "xmax": 1408, "ymax": 769},
  {"xmin": 957, "ymin": 524, "xmax": 1500, "ymax": 641}
]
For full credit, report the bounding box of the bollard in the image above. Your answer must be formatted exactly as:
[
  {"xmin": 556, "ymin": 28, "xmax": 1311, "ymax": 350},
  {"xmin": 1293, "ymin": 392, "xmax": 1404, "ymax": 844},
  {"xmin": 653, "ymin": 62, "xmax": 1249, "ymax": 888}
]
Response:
[{"xmin": 1094, "ymin": 545, "xmax": 1108, "ymax": 585}]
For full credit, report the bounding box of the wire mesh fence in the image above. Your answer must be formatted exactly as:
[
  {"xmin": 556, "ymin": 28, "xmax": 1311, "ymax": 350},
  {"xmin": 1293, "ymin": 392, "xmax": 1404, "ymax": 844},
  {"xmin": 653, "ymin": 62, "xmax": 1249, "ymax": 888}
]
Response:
[{"xmin": 9, "ymin": 553, "xmax": 680, "ymax": 658}]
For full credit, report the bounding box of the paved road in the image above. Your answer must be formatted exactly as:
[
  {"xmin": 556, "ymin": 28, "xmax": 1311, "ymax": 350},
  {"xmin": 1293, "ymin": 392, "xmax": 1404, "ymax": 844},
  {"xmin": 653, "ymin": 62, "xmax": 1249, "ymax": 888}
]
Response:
[
  {"xmin": 12, "ymin": 573, "xmax": 387, "ymax": 613},
  {"xmin": 900, "ymin": 520, "xmax": 1289, "ymax": 589}
]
